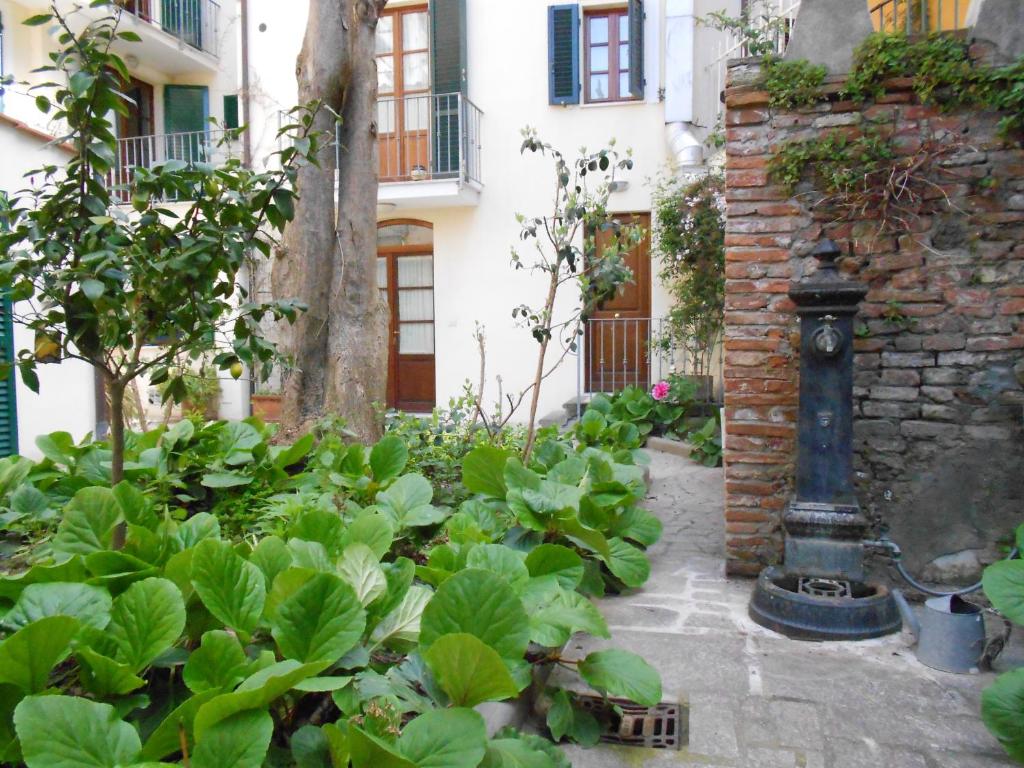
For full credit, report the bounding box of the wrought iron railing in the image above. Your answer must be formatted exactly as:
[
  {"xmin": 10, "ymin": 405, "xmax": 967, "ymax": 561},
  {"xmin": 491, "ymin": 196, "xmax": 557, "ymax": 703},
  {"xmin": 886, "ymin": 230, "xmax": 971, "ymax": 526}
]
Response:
[
  {"xmin": 869, "ymin": 0, "xmax": 968, "ymax": 34},
  {"xmin": 117, "ymin": 0, "xmax": 220, "ymax": 57},
  {"xmin": 576, "ymin": 317, "xmax": 723, "ymax": 405},
  {"xmin": 375, "ymin": 92, "xmax": 483, "ymax": 185},
  {"xmin": 107, "ymin": 129, "xmax": 239, "ymax": 201}
]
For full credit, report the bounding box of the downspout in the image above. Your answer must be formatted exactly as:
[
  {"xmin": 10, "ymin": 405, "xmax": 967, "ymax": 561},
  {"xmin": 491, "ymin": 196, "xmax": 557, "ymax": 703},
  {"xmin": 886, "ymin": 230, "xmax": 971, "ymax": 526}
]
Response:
[
  {"xmin": 240, "ymin": 0, "xmax": 252, "ymax": 169},
  {"xmin": 665, "ymin": 0, "xmax": 702, "ymax": 170}
]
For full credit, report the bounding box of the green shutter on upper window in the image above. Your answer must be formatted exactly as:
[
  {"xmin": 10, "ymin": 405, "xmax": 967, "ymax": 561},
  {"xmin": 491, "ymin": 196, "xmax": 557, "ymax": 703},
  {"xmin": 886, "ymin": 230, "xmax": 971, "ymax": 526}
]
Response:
[
  {"xmin": 430, "ymin": 0, "xmax": 467, "ymax": 176},
  {"xmin": 548, "ymin": 4, "xmax": 580, "ymax": 105},
  {"xmin": 164, "ymin": 84, "xmax": 208, "ymax": 162},
  {"xmin": 0, "ymin": 297, "xmax": 18, "ymax": 458},
  {"xmin": 223, "ymin": 94, "xmax": 239, "ymax": 129},
  {"xmin": 430, "ymin": 0, "xmax": 467, "ymax": 95},
  {"xmin": 627, "ymin": 0, "xmax": 645, "ymax": 99}
]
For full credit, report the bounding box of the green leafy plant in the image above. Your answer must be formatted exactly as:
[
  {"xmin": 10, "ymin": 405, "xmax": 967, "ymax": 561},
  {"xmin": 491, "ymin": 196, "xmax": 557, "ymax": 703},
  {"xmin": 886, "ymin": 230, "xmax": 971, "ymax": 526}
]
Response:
[
  {"xmin": 508, "ymin": 130, "xmax": 641, "ymax": 461},
  {"xmin": 0, "ymin": 4, "xmax": 316, "ymax": 496},
  {"xmin": 652, "ymin": 173, "xmax": 725, "ymax": 384},
  {"xmin": 981, "ymin": 527, "xmax": 1024, "ymax": 763},
  {"xmin": 688, "ymin": 413, "xmax": 723, "ymax": 468},
  {"xmin": 762, "ymin": 57, "xmax": 828, "ymax": 109}
]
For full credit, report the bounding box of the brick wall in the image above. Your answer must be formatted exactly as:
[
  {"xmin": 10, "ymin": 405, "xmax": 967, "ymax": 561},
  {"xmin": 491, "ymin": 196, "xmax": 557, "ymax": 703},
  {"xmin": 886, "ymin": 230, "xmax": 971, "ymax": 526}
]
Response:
[{"xmin": 723, "ymin": 59, "xmax": 1024, "ymax": 578}]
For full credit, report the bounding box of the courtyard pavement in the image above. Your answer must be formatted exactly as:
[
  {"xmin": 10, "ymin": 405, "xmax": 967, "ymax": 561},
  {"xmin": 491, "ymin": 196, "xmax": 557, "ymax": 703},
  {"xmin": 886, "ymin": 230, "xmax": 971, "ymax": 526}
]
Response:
[{"xmin": 555, "ymin": 449, "xmax": 1021, "ymax": 767}]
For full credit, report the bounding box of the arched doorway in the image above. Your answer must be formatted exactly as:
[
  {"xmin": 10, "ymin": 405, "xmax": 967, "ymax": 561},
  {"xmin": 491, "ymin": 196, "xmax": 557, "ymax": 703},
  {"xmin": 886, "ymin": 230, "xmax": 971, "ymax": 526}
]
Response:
[{"xmin": 377, "ymin": 220, "xmax": 436, "ymax": 412}]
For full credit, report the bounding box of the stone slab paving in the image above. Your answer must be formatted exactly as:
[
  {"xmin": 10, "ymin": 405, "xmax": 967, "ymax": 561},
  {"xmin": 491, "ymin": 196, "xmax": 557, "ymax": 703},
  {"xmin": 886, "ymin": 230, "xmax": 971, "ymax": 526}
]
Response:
[{"xmin": 555, "ymin": 449, "xmax": 1021, "ymax": 768}]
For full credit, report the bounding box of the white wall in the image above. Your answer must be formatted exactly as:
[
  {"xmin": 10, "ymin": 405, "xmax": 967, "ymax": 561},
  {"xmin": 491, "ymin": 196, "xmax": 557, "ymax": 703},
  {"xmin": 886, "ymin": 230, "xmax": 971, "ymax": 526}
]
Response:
[
  {"xmin": 247, "ymin": 0, "xmax": 731, "ymax": 421},
  {"xmin": 0, "ymin": 121, "xmax": 97, "ymax": 457}
]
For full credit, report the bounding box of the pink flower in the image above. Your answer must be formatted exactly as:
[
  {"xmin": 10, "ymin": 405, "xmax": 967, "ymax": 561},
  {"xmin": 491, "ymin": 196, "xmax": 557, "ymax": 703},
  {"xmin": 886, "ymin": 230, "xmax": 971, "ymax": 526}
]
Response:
[{"xmin": 651, "ymin": 381, "xmax": 670, "ymax": 401}]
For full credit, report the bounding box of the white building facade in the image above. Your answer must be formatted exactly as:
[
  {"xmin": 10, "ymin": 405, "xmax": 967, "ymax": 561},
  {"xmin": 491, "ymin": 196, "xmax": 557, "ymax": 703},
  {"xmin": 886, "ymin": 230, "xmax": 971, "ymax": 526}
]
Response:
[
  {"xmin": 247, "ymin": 0, "xmax": 739, "ymax": 421},
  {"xmin": 0, "ymin": 0, "xmax": 246, "ymax": 457}
]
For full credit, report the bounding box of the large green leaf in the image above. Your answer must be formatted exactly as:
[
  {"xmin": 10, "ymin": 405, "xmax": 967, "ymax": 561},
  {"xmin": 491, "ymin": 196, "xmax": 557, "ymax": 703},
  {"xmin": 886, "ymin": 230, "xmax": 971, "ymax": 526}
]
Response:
[
  {"xmin": 462, "ymin": 446, "xmax": 511, "ymax": 498},
  {"xmin": 481, "ymin": 738, "xmax": 557, "ymax": 768},
  {"xmin": 546, "ymin": 689, "xmax": 599, "ymax": 746},
  {"xmin": 140, "ymin": 689, "xmax": 220, "ymax": 761},
  {"xmin": 577, "ymin": 649, "xmax": 662, "ymax": 707},
  {"xmin": 466, "ymin": 545, "xmax": 529, "ymax": 591},
  {"xmin": 602, "ymin": 537, "xmax": 650, "ymax": 588},
  {"xmin": 423, "ymin": 633, "xmax": 519, "ymax": 707},
  {"xmin": 529, "ymin": 588, "xmax": 609, "ymax": 647},
  {"xmin": 376, "ymin": 474, "xmax": 446, "ymax": 528},
  {"xmin": 2, "ymin": 582, "xmax": 111, "ymax": 631},
  {"xmin": 288, "ymin": 538, "xmax": 334, "ymax": 571},
  {"xmin": 183, "ymin": 630, "xmax": 251, "ymax": 693},
  {"xmin": 107, "ymin": 578, "xmax": 186, "ymax": 671},
  {"xmin": 177, "ymin": 513, "xmax": 221, "ymax": 549},
  {"xmin": 419, "ymin": 569, "xmax": 529, "ymax": 660},
  {"xmin": 217, "ymin": 421, "xmax": 263, "ymax": 466},
  {"xmin": 337, "ymin": 544, "xmax": 387, "ymax": 606},
  {"xmin": 984, "ymin": 560, "xmax": 1024, "ymax": 625},
  {"xmin": 270, "ymin": 572, "xmax": 366, "ymax": 663},
  {"xmin": 75, "ymin": 648, "xmax": 145, "ymax": 698},
  {"xmin": 982, "ymin": 667, "xmax": 1024, "ymax": 762},
  {"xmin": 190, "ymin": 539, "xmax": 266, "ymax": 635},
  {"xmin": 249, "ymin": 536, "xmax": 294, "ymax": 590},
  {"xmin": 194, "ymin": 660, "xmax": 330, "ymax": 739},
  {"xmin": 349, "ymin": 726, "xmax": 415, "ymax": 768},
  {"xmin": 370, "ymin": 435, "xmax": 409, "ymax": 483},
  {"xmin": 192, "ymin": 709, "xmax": 273, "ymax": 768},
  {"xmin": 14, "ymin": 695, "xmax": 142, "ymax": 768},
  {"xmin": 52, "ymin": 487, "xmax": 122, "ymax": 558},
  {"xmin": 370, "ymin": 585, "xmax": 432, "ymax": 650},
  {"xmin": 556, "ymin": 518, "xmax": 610, "ymax": 560},
  {"xmin": 399, "ymin": 708, "xmax": 487, "ymax": 768},
  {"xmin": 611, "ymin": 507, "xmax": 662, "ymax": 547},
  {"xmin": 266, "ymin": 567, "xmax": 318, "ymax": 618},
  {"xmin": 369, "ymin": 557, "xmax": 415, "ymax": 623},
  {"xmin": 0, "ymin": 558, "xmax": 88, "ymax": 602},
  {"xmin": 291, "ymin": 724, "xmax": 332, "ymax": 768},
  {"xmin": 342, "ymin": 511, "xmax": 395, "ymax": 560},
  {"xmin": 524, "ymin": 545, "xmax": 583, "ymax": 590},
  {"xmin": 0, "ymin": 616, "xmax": 79, "ymax": 693},
  {"xmin": 290, "ymin": 509, "xmax": 346, "ymax": 557}
]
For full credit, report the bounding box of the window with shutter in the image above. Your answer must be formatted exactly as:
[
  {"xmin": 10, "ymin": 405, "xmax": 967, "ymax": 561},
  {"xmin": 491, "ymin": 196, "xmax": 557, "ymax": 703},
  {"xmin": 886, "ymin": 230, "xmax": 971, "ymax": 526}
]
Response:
[
  {"xmin": 223, "ymin": 94, "xmax": 239, "ymax": 130},
  {"xmin": 548, "ymin": 5, "xmax": 580, "ymax": 105},
  {"xmin": 0, "ymin": 297, "xmax": 18, "ymax": 458},
  {"xmin": 583, "ymin": 6, "xmax": 642, "ymax": 104},
  {"xmin": 164, "ymin": 85, "xmax": 208, "ymax": 162}
]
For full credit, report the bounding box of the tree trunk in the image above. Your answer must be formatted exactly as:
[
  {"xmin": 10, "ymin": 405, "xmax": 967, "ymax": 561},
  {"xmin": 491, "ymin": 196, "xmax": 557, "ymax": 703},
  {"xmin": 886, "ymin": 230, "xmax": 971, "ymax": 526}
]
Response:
[
  {"xmin": 274, "ymin": 0, "xmax": 389, "ymax": 441},
  {"xmin": 107, "ymin": 374, "xmax": 126, "ymax": 549}
]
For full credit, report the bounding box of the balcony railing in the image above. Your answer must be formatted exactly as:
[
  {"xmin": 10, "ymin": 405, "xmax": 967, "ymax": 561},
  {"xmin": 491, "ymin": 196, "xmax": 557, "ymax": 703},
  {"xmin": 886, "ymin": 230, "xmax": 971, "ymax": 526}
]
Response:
[
  {"xmin": 117, "ymin": 0, "xmax": 219, "ymax": 57},
  {"xmin": 107, "ymin": 129, "xmax": 239, "ymax": 201},
  {"xmin": 869, "ymin": 0, "xmax": 968, "ymax": 34},
  {"xmin": 374, "ymin": 92, "xmax": 482, "ymax": 186}
]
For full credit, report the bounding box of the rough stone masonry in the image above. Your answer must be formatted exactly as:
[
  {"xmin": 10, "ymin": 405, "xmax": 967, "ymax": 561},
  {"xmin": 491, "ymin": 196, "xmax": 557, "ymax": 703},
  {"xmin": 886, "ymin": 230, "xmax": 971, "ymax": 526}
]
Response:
[{"xmin": 722, "ymin": 55, "xmax": 1024, "ymax": 580}]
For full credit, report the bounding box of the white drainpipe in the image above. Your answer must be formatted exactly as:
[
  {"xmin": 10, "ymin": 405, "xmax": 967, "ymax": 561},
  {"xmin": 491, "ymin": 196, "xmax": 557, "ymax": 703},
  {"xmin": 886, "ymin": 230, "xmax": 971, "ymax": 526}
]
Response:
[{"xmin": 665, "ymin": 0, "xmax": 703, "ymax": 170}]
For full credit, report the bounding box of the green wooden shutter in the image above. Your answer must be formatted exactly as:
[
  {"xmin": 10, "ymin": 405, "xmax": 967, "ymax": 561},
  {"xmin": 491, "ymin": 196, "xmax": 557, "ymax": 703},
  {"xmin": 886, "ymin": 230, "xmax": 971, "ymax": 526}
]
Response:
[
  {"xmin": 548, "ymin": 5, "xmax": 580, "ymax": 105},
  {"xmin": 430, "ymin": 0, "xmax": 468, "ymax": 95},
  {"xmin": 223, "ymin": 94, "xmax": 239, "ymax": 129},
  {"xmin": 0, "ymin": 297, "xmax": 18, "ymax": 458},
  {"xmin": 164, "ymin": 85, "xmax": 208, "ymax": 162},
  {"xmin": 627, "ymin": 0, "xmax": 645, "ymax": 99},
  {"xmin": 430, "ymin": 0, "xmax": 467, "ymax": 177}
]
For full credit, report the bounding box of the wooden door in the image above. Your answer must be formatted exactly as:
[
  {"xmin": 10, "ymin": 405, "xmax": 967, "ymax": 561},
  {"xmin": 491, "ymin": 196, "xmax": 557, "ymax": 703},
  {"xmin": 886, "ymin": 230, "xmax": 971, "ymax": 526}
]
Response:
[
  {"xmin": 376, "ymin": 5, "xmax": 431, "ymax": 182},
  {"xmin": 377, "ymin": 221, "xmax": 436, "ymax": 412},
  {"xmin": 114, "ymin": 78, "xmax": 155, "ymax": 198},
  {"xmin": 586, "ymin": 213, "xmax": 652, "ymax": 393}
]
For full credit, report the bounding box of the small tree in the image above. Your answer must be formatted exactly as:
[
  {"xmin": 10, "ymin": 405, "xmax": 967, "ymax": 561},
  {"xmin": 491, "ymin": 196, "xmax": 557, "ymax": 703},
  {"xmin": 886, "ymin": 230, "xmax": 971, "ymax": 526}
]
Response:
[
  {"xmin": 0, "ymin": 4, "xmax": 316, "ymax": 498},
  {"xmin": 507, "ymin": 130, "xmax": 640, "ymax": 461},
  {"xmin": 652, "ymin": 172, "xmax": 725, "ymax": 398}
]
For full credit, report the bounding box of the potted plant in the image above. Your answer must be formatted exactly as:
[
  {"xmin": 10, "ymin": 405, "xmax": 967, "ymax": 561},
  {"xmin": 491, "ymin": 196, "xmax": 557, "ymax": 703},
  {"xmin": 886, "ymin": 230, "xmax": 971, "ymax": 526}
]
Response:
[
  {"xmin": 181, "ymin": 366, "xmax": 221, "ymax": 420},
  {"xmin": 652, "ymin": 172, "xmax": 725, "ymax": 410},
  {"xmin": 251, "ymin": 388, "xmax": 283, "ymax": 422}
]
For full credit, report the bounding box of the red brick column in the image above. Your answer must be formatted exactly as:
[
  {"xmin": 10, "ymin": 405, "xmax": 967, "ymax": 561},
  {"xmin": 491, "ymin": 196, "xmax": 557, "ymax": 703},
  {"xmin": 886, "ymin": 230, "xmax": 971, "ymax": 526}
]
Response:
[{"xmin": 722, "ymin": 58, "xmax": 1024, "ymax": 577}]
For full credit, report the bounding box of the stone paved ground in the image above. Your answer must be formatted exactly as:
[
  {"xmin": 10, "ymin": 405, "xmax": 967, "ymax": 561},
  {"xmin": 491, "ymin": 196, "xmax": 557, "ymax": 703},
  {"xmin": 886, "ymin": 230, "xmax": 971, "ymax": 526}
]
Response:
[{"xmin": 555, "ymin": 448, "xmax": 1021, "ymax": 768}]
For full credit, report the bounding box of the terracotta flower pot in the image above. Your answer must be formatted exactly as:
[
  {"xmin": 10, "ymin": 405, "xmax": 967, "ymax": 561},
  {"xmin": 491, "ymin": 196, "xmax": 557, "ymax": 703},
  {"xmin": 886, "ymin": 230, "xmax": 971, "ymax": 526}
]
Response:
[{"xmin": 251, "ymin": 394, "xmax": 282, "ymax": 422}]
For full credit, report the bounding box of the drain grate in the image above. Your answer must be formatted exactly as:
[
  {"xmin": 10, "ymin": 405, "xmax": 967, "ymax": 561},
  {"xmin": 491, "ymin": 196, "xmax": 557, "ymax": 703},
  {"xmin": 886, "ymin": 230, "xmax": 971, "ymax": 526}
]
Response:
[
  {"xmin": 572, "ymin": 695, "xmax": 687, "ymax": 749},
  {"xmin": 798, "ymin": 577, "xmax": 851, "ymax": 598}
]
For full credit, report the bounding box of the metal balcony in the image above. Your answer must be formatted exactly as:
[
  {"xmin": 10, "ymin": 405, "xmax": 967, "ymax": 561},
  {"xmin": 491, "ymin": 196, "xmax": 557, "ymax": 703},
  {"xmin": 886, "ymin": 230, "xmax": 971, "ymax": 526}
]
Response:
[
  {"xmin": 117, "ymin": 0, "xmax": 220, "ymax": 57},
  {"xmin": 108, "ymin": 129, "xmax": 239, "ymax": 201}
]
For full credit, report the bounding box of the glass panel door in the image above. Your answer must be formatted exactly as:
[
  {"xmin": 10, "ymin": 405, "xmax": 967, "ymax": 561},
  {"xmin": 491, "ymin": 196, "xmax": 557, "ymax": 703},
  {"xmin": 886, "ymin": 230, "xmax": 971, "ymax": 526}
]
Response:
[{"xmin": 376, "ymin": 6, "xmax": 431, "ymax": 181}]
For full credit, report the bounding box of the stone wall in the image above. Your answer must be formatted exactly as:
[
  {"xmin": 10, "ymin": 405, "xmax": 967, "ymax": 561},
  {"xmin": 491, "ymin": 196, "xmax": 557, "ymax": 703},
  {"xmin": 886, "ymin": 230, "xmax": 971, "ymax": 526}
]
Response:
[{"xmin": 723, "ymin": 60, "xmax": 1024, "ymax": 579}]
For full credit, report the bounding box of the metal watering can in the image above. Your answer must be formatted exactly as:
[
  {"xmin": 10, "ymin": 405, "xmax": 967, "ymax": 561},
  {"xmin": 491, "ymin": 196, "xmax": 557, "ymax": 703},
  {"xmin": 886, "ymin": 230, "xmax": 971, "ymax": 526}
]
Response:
[{"xmin": 894, "ymin": 591, "xmax": 987, "ymax": 674}]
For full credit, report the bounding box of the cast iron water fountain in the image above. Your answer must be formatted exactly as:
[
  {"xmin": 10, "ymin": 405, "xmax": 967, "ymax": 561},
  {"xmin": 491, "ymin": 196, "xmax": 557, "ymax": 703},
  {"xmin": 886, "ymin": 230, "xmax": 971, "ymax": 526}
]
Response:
[{"xmin": 748, "ymin": 239, "xmax": 902, "ymax": 640}]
